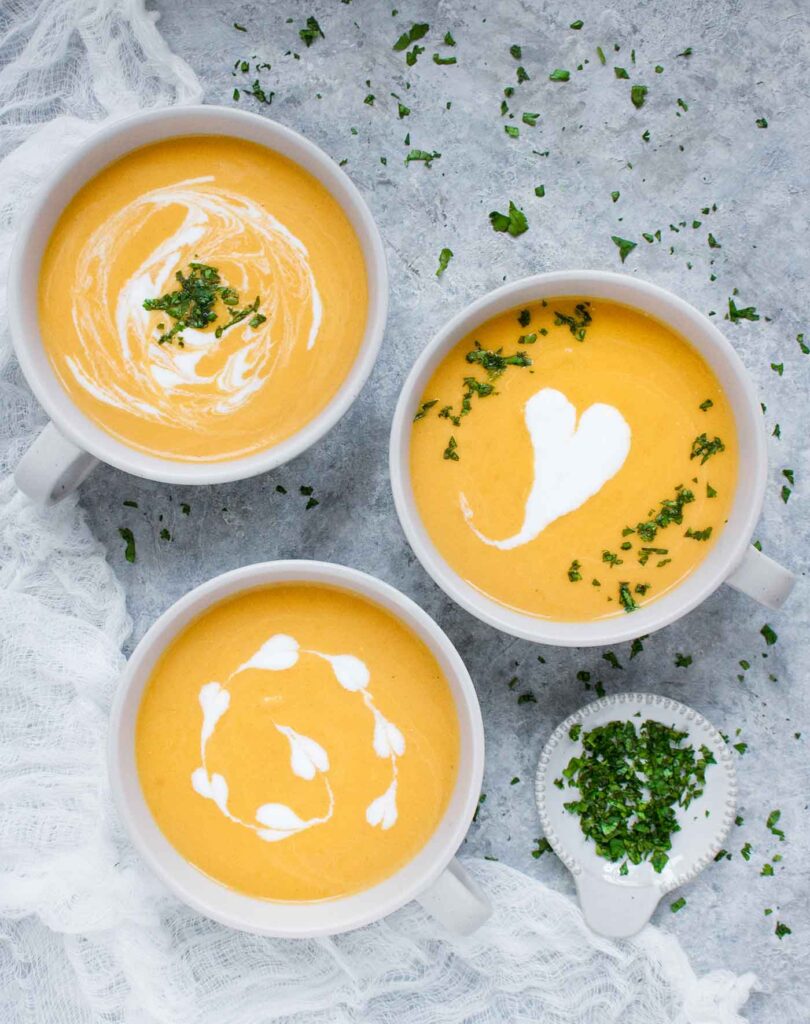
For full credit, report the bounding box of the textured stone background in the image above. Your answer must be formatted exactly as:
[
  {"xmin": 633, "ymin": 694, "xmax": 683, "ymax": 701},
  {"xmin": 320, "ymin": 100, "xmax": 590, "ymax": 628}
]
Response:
[{"xmin": 81, "ymin": 0, "xmax": 808, "ymax": 1017}]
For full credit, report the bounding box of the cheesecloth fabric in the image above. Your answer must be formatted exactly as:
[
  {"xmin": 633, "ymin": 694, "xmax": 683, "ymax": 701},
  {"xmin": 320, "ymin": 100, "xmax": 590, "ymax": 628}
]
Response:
[{"xmin": 0, "ymin": 1, "xmax": 757, "ymax": 1021}]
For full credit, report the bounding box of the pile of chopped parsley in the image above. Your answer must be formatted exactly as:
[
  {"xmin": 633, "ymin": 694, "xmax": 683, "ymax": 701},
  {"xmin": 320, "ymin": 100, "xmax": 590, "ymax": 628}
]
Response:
[
  {"xmin": 559, "ymin": 718, "xmax": 716, "ymax": 873},
  {"xmin": 143, "ymin": 262, "xmax": 266, "ymax": 346}
]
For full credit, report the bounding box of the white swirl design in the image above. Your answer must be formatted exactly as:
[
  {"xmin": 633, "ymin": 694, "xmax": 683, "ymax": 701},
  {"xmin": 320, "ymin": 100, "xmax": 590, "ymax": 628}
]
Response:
[
  {"xmin": 192, "ymin": 634, "xmax": 405, "ymax": 844},
  {"xmin": 66, "ymin": 176, "xmax": 322, "ymax": 430}
]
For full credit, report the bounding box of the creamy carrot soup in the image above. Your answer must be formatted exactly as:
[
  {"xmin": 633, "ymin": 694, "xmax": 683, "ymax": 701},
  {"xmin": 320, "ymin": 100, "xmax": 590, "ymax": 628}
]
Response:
[
  {"xmin": 136, "ymin": 584, "xmax": 460, "ymax": 902},
  {"xmin": 410, "ymin": 298, "xmax": 738, "ymax": 621},
  {"xmin": 39, "ymin": 136, "xmax": 368, "ymax": 461}
]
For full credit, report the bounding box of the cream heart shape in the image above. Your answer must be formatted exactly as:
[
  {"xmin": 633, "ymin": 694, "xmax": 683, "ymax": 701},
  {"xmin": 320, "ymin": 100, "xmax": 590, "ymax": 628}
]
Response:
[{"xmin": 461, "ymin": 387, "xmax": 631, "ymax": 550}]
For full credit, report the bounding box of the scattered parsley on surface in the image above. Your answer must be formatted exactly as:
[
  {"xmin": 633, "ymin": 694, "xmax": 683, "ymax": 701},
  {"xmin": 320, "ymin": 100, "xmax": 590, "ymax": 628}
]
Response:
[
  {"xmin": 404, "ymin": 149, "xmax": 441, "ymax": 167},
  {"xmin": 490, "ymin": 201, "xmax": 529, "ymax": 236},
  {"xmin": 118, "ymin": 528, "xmax": 136, "ymax": 563},
  {"xmin": 630, "ymin": 84, "xmax": 648, "ymax": 108},
  {"xmin": 727, "ymin": 298, "xmax": 760, "ymax": 323},
  {"xmin": 435, "ymin": 247, "xmax": 454, "ymax": 276},
  {"xmin": 532, "ymin": 837, "xmax": 553, "ymax": 858},
  {"xmin": 299, "ymin": 16, "xmax": 324, "ymax": 47},
  {"xmin": 393, "ymin": 22, "xmax": 429, "ymax": 51},
  {"xmin": 611, "ymin": 235, "xmax": 637, "ymax": 262}
]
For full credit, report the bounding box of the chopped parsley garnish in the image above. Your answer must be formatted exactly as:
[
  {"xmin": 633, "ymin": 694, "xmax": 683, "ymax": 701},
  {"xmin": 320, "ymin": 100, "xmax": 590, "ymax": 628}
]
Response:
[
  {"xmin": 436, "ymin": 247, "xmax": 454, "ymax": 276},
  {"xmin": 699, "ymin": 398, "xmax": 714, "ymax": 411},
  {"xmin": 614, "ymin": 67, "xmax": 629, "ymax": 79},
  {"xmin": 518, "ymin": 308, "xmax": 531, "ymax": 326},
  {"xmin": 532, "ymin": 837, "xmax": 553, "ymax": 858},
  {"xmin": 775, "ymin": 921, "xmax": 791, "ymax": 939},
  {"xmin": 670, "ymin": 897, "xmax": 686, "ymax": 912},
  {"xmin": 509, "ymin": 44, "xmax": 522, "ymax": 60},
  {"xmin": 433, "ymin": 53, "xmax": 457, "ymax": 65},
  {"xmin": 404, "ymin": 149, "xmax": 441, "ymax": 167},
  {"xmin": 618, "ymin": 582, "xmax": 638, "ymax": 612},
  {"xmin": 416, "ymin": 340, "xmax": 532, "ymax": 458},
  {"xmin": 489, "ymin": 201, "xmax": 529, "ymax": 236},
  {"xmin": 393, "ymin": 22, "xmax": 429, "ymax": 51},
  {"xmin": 675, "ymin": 653, "xmax": 693, "ymax": 668},
  {"xmin": 298, "ymin": 16, "xmax": 324, "ymax": 47},
  {"xmin": 727, "ymin": 297, "xmax": 760, "ymax": 323},
  {"xmin": 118, "ymin": 528, "xmax": 136, "ymax": 563},
  {"xmin": 534, "ymin": 184, "xmax": 545, "ymax": 197},
  {"xmin": 756, "ymin": 117, "xmax": 768, "ymax": 129},
  {"xmin": 570, "ymin": 19, "xmax": 584, "ymax": 29},
  {"xmin": 549, "ymin": 69, "xmax": 571, "ymax": 81},
  {"xmin": 413, "ymin": 399, "xmax": 438, "ymax": 421},
  {"xmin": 630, "ymin": 84, "xmax": 648, "ymax": 108},
  {"xmin": 554, "ymin": 302, "xmax": 592, "ymax": 341},
  {"xmin": 568, "ymin": 559, "xmax": 583, "ymax": 582},
  {"xmin": 684, "ymin": 526, "xmax": 713, "ymax": 541},
  {"xmin": 690, "ymin": 433, "xmax": 725, "ymax": 464},
  {"xmin": 143, "ymin": 263, "xmax": 265, "ymax": 345},
  {"xmin": 523, "ymin": 112, "xmax": 540, "ymax": 127},
  {"xmin": 766, "ymin": 809, "xmax": 785, "ymax": 840},
  {"xmin": 561, "ymin": 719, "xmax": 716, "ymax": 872},
  {"xmin": 602, "ymin": 550, "xmax": 623, "ymax": 568},
  {"xmin": 760, "ymin": 624, "xmax": 778, "ymax": 646},
  {"xmin": 611, "ymin": 235, "xmax": 637, "ymax": 262}
]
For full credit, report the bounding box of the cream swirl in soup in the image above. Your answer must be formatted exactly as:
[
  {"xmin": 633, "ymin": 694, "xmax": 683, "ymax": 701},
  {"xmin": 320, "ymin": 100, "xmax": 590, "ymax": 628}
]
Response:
[
  {"xmin": 39, "ymin": 136, "xmax": 368, "ymax": 462},
  {"xmin": 136, "ymin": 584, "xmax": 460, "ymax": 903}
]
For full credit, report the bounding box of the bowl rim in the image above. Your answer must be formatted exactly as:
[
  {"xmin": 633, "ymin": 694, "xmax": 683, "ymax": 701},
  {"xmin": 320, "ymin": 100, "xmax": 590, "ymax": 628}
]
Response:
[
  {"xmin": 8, "ymin": 105, "xmax": 388, "ymax": 485},
  {"xmin": 389, "ymin": 270, "xmax": 767, "ymax": 647},
  {"xmin": 107, "ymin": 559, "xmax": 485, "ymax": 937}
]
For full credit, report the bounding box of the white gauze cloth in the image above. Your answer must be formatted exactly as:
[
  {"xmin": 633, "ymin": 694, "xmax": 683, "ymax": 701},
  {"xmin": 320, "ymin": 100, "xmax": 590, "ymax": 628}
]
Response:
[{"xmin": 0, "ymin": 2, "xmax": 757, "ymax": 1021}]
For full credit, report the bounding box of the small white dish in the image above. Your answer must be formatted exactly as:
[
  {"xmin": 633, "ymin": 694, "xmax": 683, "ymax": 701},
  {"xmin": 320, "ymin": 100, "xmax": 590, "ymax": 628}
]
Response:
[{"xmin": 534, "ymin": 692, "xmax": 736, "ymax": 938}]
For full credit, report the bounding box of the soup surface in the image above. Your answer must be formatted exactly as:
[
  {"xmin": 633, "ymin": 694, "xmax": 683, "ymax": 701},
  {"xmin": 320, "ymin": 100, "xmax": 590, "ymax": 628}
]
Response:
[
  {"xmin": 39, "ymin": 136, "xmax": 368, "ymax": 461},
  {"xmin": 410, "ymin": 298, "xmax": 738, "ymax": 621},
  {"xmin": 136, "ymin": 584, "xmax": 460, "ymax": 902}
]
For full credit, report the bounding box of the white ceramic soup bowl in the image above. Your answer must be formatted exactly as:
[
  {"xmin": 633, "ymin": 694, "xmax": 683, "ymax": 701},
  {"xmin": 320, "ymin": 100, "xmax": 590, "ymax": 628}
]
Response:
[
  {"xmin": 10, "ymin": 106, "xmax": 388, "ymax": 504},
  {"xmin": 108, "ymin": 560, "xmax": 489, "ymax": 938},
  {"xmin": 389, "ymin": 271, "xmax": 796, "ymax": 647}
]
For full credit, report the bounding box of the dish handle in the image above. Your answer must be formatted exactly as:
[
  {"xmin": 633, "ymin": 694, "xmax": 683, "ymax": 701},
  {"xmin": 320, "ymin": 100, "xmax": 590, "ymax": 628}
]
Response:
[
  {"xmin": 575, "ymin": 873, "xmax": 662, "ymax": 939},
  {"xmin": 416, "ymin": 858, "xmax": 492, "ymax": 935},
  {"xmin": 726, "ymin": 545, "xmax": 796, "ymax": 610},
  {"xmin": 15, "ymin": 421, "xmax": 98, "ymax": 505}
]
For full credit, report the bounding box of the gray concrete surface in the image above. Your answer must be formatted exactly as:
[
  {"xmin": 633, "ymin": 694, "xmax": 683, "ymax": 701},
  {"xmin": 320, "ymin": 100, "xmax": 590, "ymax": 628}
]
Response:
[{"xmin": 79, "ymin": 1, "xmax": 809, "ymax": 1017}]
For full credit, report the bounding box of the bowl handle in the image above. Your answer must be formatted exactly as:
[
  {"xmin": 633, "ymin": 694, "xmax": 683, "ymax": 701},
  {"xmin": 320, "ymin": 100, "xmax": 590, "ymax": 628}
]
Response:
[
  {"xmin": 416, "ymin": 858, "xmax": 492, "ymax": 935},
  {"xmin": 576, "ymin": 873, "xmax": 662, "ymax": 938},
  {"xmin": 726, "ymin": 545, "xmax": 796, "ymax": 610},
  {"xmin": 15, "ymin": 421, "xmax": 98, "ymax": 505}
]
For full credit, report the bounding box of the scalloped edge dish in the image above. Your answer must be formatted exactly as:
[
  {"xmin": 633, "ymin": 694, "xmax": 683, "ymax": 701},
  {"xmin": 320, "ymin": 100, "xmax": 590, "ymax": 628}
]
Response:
[{"xmin": 535, "ymin": 692, "xmax": 736, "ymax": 938}]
